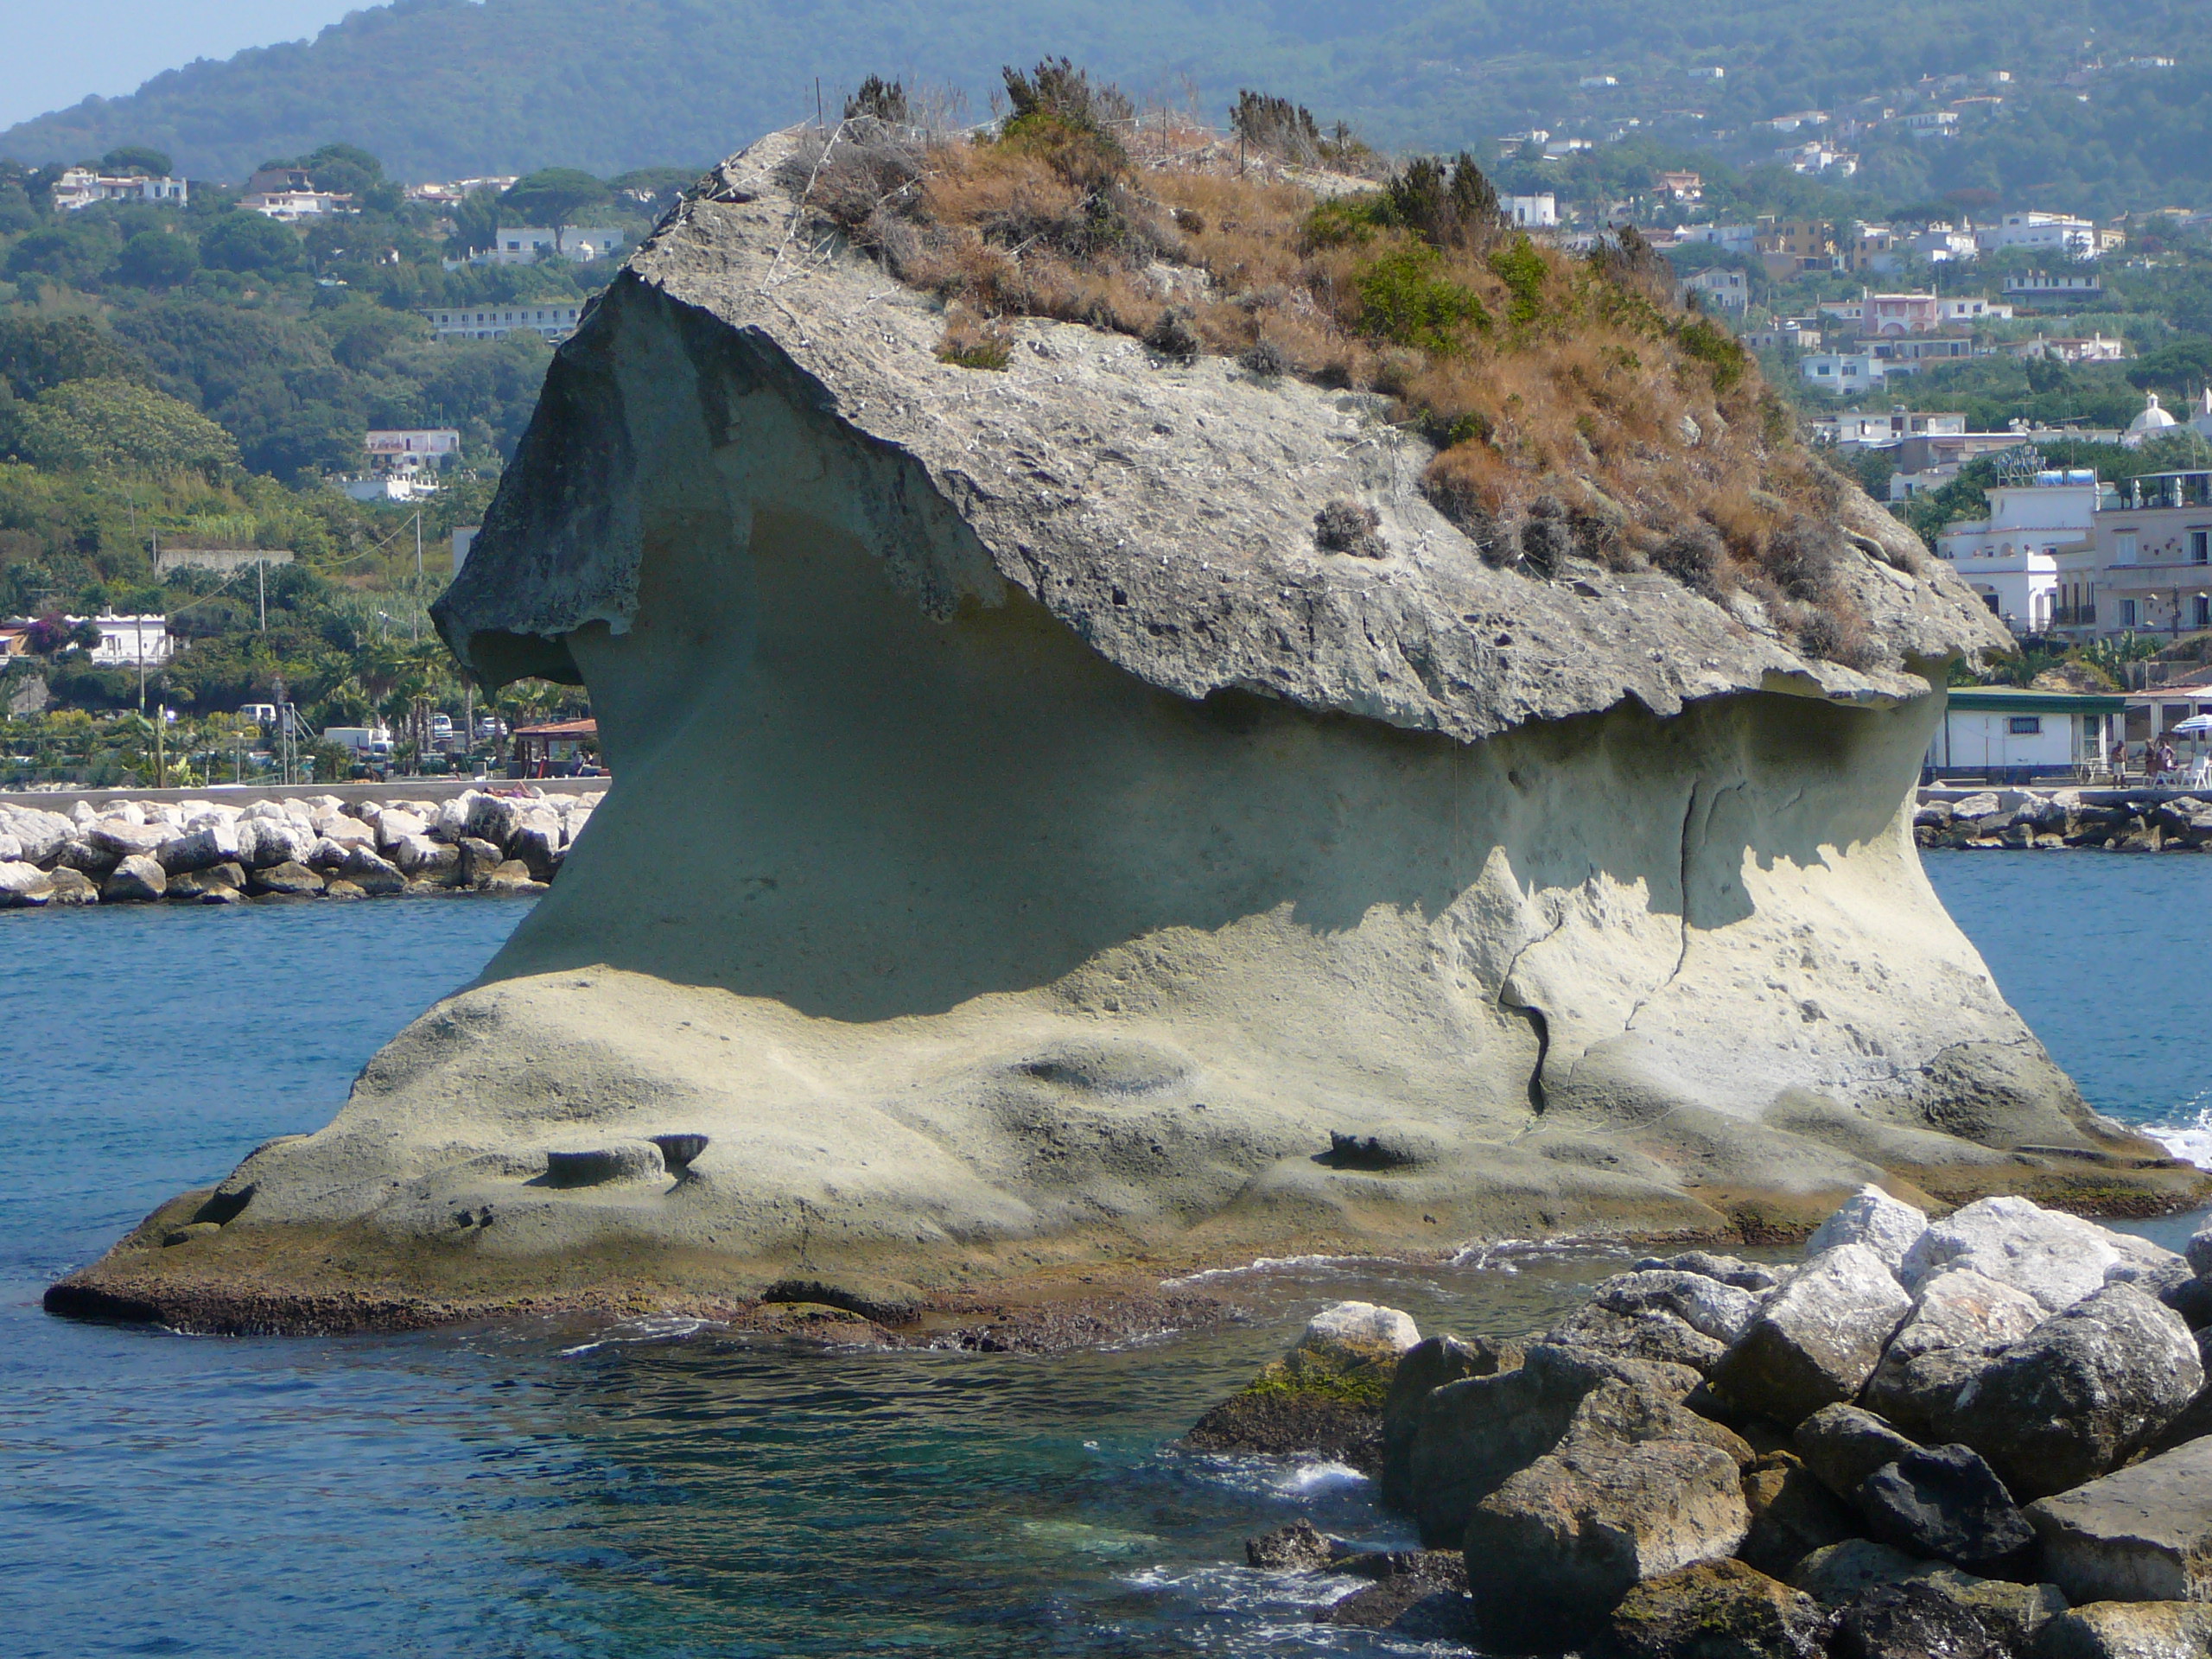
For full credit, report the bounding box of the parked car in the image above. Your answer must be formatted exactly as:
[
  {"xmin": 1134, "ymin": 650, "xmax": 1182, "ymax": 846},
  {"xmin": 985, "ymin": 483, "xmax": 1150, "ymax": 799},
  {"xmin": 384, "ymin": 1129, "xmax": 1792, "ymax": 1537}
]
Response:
[
  {"xmin": 476, "ymin": 715, "xmax": 507, "ymax": 740},
  {"xmin": 239, "ymin": 702, "xmax": 276, "ymax": 727},
  {"xmin": 430, "ymin": 713, "xmax": 454, "ymax": 743}
]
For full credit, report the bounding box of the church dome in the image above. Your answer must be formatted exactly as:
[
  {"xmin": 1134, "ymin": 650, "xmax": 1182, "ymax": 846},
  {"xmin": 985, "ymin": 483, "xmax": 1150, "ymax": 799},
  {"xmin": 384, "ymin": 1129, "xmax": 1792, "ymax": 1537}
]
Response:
[{"xmin": 2129, "ymin": 391, "xmax": 2178, "ymax": 437}]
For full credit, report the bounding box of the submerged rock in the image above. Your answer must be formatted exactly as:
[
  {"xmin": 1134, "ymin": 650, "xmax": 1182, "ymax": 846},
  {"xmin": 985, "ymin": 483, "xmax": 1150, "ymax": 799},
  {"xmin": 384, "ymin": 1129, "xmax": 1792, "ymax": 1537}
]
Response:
[{"xmin": 1182, "ymin": 1300, "xmax": 1417, "ymax": 1470}]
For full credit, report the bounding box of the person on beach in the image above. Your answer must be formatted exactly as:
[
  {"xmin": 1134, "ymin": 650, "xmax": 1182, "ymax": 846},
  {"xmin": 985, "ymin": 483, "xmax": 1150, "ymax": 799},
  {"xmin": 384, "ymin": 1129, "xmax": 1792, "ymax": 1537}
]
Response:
[
  {"xmin": 2160, "ymin": 741, "xmax": 2178, "ymax": 784},
  {"xmin": 2112, "ymin": 739, "xmax": 2129, "ymax": 784}
]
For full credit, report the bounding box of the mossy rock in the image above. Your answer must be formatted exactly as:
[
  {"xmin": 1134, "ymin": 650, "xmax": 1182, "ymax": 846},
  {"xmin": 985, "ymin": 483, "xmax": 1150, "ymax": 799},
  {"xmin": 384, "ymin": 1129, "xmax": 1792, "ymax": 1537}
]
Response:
[
  {"xmin": 1608, "ymin": 1559, "xmax": 1827, "ymax": 1659},
  {"xmin": 1181, "ymin": 1340, "xmax": 1401, "ymax": 1468}
]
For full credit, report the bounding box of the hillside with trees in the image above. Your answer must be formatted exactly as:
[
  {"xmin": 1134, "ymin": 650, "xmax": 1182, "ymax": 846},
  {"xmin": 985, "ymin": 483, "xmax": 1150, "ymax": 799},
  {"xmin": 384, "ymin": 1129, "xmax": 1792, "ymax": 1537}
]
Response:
[{"xmin": 1, "ymin": 0, "xmax": 2208, "ymax": 216}]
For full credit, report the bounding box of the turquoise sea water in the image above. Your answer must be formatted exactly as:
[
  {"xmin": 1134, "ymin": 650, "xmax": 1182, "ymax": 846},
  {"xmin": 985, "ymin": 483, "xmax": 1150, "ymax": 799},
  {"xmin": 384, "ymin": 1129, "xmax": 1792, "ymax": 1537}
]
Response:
[{"xmin": 0, "ymin": 855, "xmax": 2202, "ymax": 1657}]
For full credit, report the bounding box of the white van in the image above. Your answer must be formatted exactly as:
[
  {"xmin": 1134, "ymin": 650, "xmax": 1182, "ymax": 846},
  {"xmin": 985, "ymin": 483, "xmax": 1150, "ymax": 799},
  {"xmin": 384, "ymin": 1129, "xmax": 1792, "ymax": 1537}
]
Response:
[{"xmin": 323, "ymin": 725, "xmax": 395, "ymax": 758}]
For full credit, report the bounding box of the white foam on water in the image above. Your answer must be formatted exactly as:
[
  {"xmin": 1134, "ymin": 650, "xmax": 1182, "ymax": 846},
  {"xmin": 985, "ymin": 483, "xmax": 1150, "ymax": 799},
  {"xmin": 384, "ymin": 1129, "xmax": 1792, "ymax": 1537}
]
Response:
[
  {"xmin": 2144, "ymin": 1091, "xmax": 2212, "ymax": 1169},
  {"xmin": 556, "ymin": 1313, "xmax": 713, "ymax": 1357},
  {"xmin": 1274, "ymin": 1460, "xmax": 1370, "ymax": 1496}
]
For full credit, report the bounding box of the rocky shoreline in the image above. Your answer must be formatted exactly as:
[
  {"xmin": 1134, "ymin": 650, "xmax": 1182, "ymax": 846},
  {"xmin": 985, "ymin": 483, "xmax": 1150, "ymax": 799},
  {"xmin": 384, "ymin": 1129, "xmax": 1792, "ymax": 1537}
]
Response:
[
  {"xmin": 1192, "ymin": 1189, "xmax": 2212, "ymax": 1657},
  {"xmin": 1916, "ymin": 788, "xmax": 2212, "ymax": 853},
  {"xmin": 0, "ymin": 789, "xmax": 600, "ymax": 906}
]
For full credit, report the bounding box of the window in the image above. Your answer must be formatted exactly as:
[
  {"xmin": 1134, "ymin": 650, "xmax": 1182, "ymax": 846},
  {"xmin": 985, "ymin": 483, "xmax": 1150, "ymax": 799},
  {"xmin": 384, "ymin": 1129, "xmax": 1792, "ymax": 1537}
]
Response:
[
  {"xmin": 2197, "ymin": 595, "xmax": 2210, "ymax": 629},
  {"xmin": 2123, "ymin": 599, "xmax": 2139, "ymax": 626},
  {"xmin": 2195, "ymin": 531, "xmax": 2210, "ymax": 565},
  {"xmin": 2115, "ymin": 531, "xmax": 2139, "ymax": 564}
]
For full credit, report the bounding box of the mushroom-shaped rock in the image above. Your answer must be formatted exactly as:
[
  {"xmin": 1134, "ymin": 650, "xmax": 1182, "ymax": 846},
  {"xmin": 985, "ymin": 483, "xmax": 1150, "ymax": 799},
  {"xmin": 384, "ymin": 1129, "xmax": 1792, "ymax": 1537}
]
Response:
[{"xmin": 42, "ymin": 121, "xmax": 2201, "ymax": 1334}]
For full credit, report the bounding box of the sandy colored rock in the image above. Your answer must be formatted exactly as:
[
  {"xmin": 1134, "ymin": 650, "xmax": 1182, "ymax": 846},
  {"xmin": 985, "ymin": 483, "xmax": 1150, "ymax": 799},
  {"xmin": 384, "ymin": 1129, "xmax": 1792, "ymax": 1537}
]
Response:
[
  {"xmin": 2031, "ymin": 1438, "xmax": 2212, "ymax": 1605},
  {"xmin": 100, "ymin": 855, "xmax": 168, "ymax": 902},
  {"xmin": 47, "ymin": 125, "xmax": 2202, "ymax": 1335},
  {"xmin": 1738, "ymin": 1450, "xmax": 1860, "ymax": 1580},
  {"xmin": 1462, "ymin": 1382, "xmax": 1752, "ymax": 1649},
  {"xmin": 1406, "ymin": 1341, "xmax": 1704, "ymax": 1546},
  {"xmin": 2033, "ymin": 1601, "xmax": 2212, "ymax": 1659}
]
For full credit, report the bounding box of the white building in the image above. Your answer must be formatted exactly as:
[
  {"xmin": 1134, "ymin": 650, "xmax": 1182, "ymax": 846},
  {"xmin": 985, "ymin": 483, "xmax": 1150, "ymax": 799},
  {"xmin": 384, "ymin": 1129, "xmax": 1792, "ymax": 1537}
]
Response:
[
  {"xmin": 2005, "ymin": 333, "xmax": 2128, "ymax": 365},
  {"xmin": 1815, "ymin": 410, "xmax": 1967, "ymax": 445},
  {"xmin": 1937, "ymin": 296, "xmax": 2012, "ymax": 324},
  {"xmin": 1936, "ymin": 469, "xmax": 2102, "ymax": 632},
  {"xmin": 1907, "ymin": 225, "xmax": 1980, "ymax": 263},
  {"xmin": 2003, "ymin": 271, "xmax": 2103, "ymax": 302},
  {"xmin": 482, "ymin": 226, "xmax": 627, "ymax": 265},
  {"xmin": 1681, "ymin": 268, "xmax": 1748, "ymax": 311},
  {"xmin": 244, "ymin": 188, "xmax": 351, "ymax": 220},
  {"xmin": 422, "ymin": 302, "xmax": 588, "ymax": 341},
  {"xmin": 1801, "ymin": 351, "xmax": 1886, "ymax": 390},
  {"xmin": 1979, "ymin": 211, "xmax": 2104, "ymax": 259},
  {"xmin": 1677, "ymin": 222, "xmax": 1759, "ymax": 253},
  {"xmin": 79, "ymin": 614, "xmax": 174, "ymax": 667},
  {"xmin": 1777, "ymin": 142, "xmax": 1858, "ymax": 175},
  {"xmin": 1926, "ymin": 687, "xmax": 2122, "ymax": 782},
  {"xmin": 51, "ymin": 168, "xmax": 188, "ymax": 211},
  {"xmin": 365, "ymin": 429, "xmax": 461, "ymax": 469},
  {"xmin": 1503, "ymin": 194, "xmax": 1557, "ymax": 228}
]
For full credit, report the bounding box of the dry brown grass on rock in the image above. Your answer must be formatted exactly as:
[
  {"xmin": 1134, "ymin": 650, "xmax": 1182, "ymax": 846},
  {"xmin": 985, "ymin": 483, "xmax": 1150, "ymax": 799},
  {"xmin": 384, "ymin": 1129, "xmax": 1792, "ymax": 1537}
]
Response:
[{"xmin": 782, "ymin": 67, "xmax": 1885, "ymax": 669}]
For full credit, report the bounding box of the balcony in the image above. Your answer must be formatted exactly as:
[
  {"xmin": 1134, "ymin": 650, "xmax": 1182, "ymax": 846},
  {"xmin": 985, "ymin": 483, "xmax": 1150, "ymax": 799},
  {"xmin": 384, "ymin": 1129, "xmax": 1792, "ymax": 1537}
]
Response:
[{"xmin": 2050, "ymin": 605, "xmax": 2097, "ymax": 626}]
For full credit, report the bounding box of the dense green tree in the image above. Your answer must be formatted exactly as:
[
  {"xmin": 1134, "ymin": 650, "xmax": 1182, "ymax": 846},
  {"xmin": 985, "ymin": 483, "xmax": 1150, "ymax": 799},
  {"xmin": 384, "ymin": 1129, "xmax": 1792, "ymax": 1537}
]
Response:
[
  {"xmin": 11, "ymin": 377, "xmax": 238, "ymax": 474},
  {"xmin": 99, "ymin": 144, "xmax": 172, "ymax": 177},
  {"xmin": 0, "ymin": 315, "xmax": 148, "ymax": 397},
  {"xmin": 113, "ymin": 229, "xmax": 197, "ymax": 288},
  {"xmin": 197, "ymin": 210, "xmax": 302, "ymax": 274},
  {"xmin": 498, "ymin": 168, "xmax": 613, "ymax": 250}
]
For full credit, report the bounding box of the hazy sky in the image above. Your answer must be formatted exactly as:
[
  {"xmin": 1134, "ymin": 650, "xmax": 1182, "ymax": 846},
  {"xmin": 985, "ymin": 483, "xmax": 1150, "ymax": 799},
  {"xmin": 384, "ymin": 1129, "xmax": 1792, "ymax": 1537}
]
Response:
[{"xmin": 0, "ymin": 1, "xmax": 364, "ymax": 131}]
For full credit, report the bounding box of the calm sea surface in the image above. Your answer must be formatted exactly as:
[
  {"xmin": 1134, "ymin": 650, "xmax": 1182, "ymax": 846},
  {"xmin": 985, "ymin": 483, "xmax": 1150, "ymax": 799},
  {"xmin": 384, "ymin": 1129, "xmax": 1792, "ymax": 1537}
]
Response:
[{"xmin": 0, "ymin": 854, "xmax": 2202, "ymax": 1658}]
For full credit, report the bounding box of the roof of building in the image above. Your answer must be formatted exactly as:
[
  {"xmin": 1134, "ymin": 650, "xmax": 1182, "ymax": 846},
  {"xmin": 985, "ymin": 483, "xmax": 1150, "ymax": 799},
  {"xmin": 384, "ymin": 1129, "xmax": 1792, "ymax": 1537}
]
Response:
[
  {"xmin": 2129, "ymin": 392, "xmax": 2180, "ymax": 436},
  {"xmin": 1948, "ymin": 686, "xmax": 2126, "ymax": 713}
]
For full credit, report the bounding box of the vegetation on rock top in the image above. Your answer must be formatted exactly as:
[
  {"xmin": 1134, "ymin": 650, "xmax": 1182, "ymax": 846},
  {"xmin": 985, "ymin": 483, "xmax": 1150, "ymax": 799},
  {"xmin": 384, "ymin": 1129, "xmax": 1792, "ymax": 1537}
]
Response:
[{"xmin": 796, "ymin": 66, "xmax": 1898, "ymax": 670}]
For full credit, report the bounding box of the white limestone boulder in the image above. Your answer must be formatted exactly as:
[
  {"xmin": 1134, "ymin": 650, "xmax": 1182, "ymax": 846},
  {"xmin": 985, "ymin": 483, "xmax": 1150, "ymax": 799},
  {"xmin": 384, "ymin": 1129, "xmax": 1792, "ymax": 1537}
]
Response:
[
  {"xmin": 1900, "ymin": 1196, "xmax": 2126, "ymax": 1313},
  {"xmin": 1710, "ymin": 1243, "xmax": 1912, "ymax": 1424},
  {"xmin": 1805, "ymin": 1185, "xmax": 1927, "ymax": 1276}
]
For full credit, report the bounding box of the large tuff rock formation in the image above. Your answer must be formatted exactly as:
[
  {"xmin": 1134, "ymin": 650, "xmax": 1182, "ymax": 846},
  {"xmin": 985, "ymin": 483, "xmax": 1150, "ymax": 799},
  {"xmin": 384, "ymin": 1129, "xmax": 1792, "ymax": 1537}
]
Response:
[{"xmin": 50, "ymin": 128, "xmax": 2202, "ymax": 1331}]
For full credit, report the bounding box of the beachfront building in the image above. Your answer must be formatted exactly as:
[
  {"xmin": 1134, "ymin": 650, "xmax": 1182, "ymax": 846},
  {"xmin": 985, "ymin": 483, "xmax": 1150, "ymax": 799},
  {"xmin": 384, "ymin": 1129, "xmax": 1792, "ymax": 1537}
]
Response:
[
  {"xmin": 1936, "ymin": 467, "xmax": 2102, "ymax": 634},
  {"xmin": 80, "ymin": 614, "xmax": 174, "ymax": 667},
  {"xmin": 2083, "ymin": 469, "xmax": 2212, "ymax": 639},
  {"xmin": 1925, "ymin": 686, "xmax": 2124, "ymax": 784}
]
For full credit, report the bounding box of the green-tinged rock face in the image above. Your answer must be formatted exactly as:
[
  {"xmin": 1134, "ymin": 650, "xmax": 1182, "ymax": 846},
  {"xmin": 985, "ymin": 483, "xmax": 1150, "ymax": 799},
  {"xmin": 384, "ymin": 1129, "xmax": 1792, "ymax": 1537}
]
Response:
[{"xmin": 1609, "ymin": 1558, "xmax": 1828, "ymax": 1659}]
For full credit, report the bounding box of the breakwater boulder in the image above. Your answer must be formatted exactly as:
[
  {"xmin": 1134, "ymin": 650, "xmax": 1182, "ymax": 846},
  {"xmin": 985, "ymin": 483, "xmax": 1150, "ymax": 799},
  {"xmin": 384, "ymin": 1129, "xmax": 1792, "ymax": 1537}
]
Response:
[
  {"xmin": 47, "ymin": 123, "xmax": 2204, "ymax": 1333},
  {"xmin": 1916, "ymin": 788, "xmax": 2212, "ymax": 853},
  {"xmin": 1217, "ymin": 1189, "xmax": 2212, "ymax": 1653},
  {"xmin": 0, "ymin": 790, "xmax": 599, "ymax": 906}
]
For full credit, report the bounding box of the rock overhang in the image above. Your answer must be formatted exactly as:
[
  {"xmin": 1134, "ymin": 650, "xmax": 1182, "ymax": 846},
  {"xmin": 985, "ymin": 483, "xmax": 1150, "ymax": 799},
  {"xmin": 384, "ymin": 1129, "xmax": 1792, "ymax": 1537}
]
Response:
[{"xmin": 433, "ymin": 125, "xmax": 2012, "ymax": 748}]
